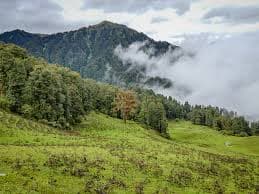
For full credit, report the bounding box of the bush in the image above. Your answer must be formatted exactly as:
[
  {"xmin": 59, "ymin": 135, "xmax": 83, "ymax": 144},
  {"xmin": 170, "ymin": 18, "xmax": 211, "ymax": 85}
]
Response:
[
  {"xmin": 235, "ymin": 176, "xmax": 254, "ymax": 189},
  {"xmin": 161, "ymin": 131, "xmax": 171, "ymax": 139},
  {"xmin": 0, "ymin": 96, "xmax": 11, "ymax": 111},
  {"xmin": 168, "ymin": 168, "xmax": 193, "ymax": 186},
  {"xmin": 205, "ymin": 179, "xmax": 225, "ymax": 194},
  {"xmin": 220, "ymin": 130, "xmax": 234, "ymax": 136},
  {"xmin": 70, "ymin": 165, "xmax": 86, "ymax": 177},
  {"xmin": 236, "ymin": 132, "xmax": 248, "ymax": 137},
  {"xmin": 21, "ymin": 104, "xmax": 33, "ymax": 118}
]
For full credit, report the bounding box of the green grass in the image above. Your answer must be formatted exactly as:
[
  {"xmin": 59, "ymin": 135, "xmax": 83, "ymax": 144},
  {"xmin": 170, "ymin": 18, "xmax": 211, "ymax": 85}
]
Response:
[
  {"xmin": 169, "ymin": 120, "xmax": 259, "ymax": 156},
  {"xmin": 0, "ymin": 111, "xmax": 258, "ymax": 194}
]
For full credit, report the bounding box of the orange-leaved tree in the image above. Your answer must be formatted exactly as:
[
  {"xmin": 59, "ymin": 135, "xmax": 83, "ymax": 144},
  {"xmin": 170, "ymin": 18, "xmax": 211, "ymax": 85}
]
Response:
[{"xmin": 113, "ymin": 90, "xmax": 138, "ymax": 123}]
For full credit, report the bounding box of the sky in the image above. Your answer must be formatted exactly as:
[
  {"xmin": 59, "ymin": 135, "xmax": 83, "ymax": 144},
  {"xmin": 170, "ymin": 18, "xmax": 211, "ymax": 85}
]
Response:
[{"xmin": 0, "ymin": 0, "xmax": 259, "ymax": 42}]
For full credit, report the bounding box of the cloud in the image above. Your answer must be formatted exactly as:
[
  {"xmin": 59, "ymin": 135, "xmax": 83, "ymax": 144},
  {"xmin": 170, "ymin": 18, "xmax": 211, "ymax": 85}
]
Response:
[
  {"xmin": 151, "ymin": 17, "xmax": 169, "ymax": 24},
  {"xmin": 0, "ymin": 0, "xmax": 84, "ymax": 34},
  {"xmin": 82, "ymin": 0, "xmax": 194, "ymax": 15},
  {"xmin": 203, "ymin": 5, "xmax": 259, "ymax": 24},
  {"xmin": 114, "ymin": 41, "xmax": 182, "ymax": 76},
  {"xmin": 115, "ymin": 31, "xmax": 259, "ymax": 120}
]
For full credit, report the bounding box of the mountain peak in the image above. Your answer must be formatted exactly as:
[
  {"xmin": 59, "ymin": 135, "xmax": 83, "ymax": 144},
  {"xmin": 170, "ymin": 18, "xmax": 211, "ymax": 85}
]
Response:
[
  {"xmin": 0, "ymin": 21, "xmax": 177, "ymax": 87},
  {"xmin": 4, "ymin": 29, "xmax": 28, "ymax": 35},
  {"xmin": 89, "ymin": 20, "xmax": 127, "ymax": 29},
  {"xmin": 77, "ymin": 21, "xmax": 123, "ymax": 32},
  {"xmin": 98, "ymin": 20, "xmax": 116, "ymax": 25}
]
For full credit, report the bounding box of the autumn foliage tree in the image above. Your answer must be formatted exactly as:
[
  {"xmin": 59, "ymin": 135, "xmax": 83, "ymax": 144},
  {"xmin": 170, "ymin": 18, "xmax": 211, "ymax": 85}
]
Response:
[{"xmin": 113, "ymin": 90, "xmax": 138, "ymax": 123}]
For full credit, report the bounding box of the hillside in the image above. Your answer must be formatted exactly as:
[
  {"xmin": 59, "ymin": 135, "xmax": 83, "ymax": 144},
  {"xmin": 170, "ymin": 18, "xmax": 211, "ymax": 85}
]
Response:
[
  {"xmin": 0, "ymin": 110, "xmax": 258, "ymax": 194},
  {"xmin": 170, "ymin": 121, "xmax": 259, "ymax": 156},
  {"xmin": 0, "ymin": 39, "xmax": 258, "ymax": 194},
  {"xmin": 0, "ymin": 21, "xmax": 177, "ymax": 87}
]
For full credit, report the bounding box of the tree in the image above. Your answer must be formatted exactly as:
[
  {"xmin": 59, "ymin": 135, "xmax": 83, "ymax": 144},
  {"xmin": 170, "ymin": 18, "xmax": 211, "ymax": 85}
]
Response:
[
  {"xmin": 189, "ymin": 108, "xmax": 205, "ymax": 125},
  {"xmin": 6, "ymin": 59, "xmax": 31, "ymax": 111},
  {"xmin": 231, "ymin": 116, "xmax": 250, "ymax": 136},
  {"xmin": 96, "ymin": 84, "xmax": 116, "ymax": 116},
  {"xmin": 183, "ymin": 101, "xmax": 191, "ymax": 119},
  {"xmin": 23, "ymin": 67, "xmax": 64, "ymax": 123},
  {"xmin": 147, "ymin": 101, "xmax": 168, "ymax": 134},
  {"xmin": 251, "ymin": 121, "xmax": 259, "ymax": 135},
  {"xmin": 113, "ymin": 90, "xmax": 138, "ymax": 123},
  {"xmin": 138, "ymin": 97, "xmax": 168, "ymax": 136}
]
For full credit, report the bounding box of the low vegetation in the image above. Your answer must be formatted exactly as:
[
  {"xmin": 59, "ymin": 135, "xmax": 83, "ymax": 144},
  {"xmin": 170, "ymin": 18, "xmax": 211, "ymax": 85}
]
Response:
[{"xmin": 0, "ymin": 110, "xmax": 258, "ymax": 193}]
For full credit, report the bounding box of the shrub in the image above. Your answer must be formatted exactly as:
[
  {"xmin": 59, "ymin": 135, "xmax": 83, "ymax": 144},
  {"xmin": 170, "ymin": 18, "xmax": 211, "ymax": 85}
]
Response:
[
  {"xmin": 236, "ymin": 131, "xmax": 248, "ymax": 137},
  {"xmin": 235, "ymin": 176, "xmax": 254, "ymax": 189},
  {"xmin": 70, "ymin": 165, "xmax": 86, "ymax": 177},
  {"xmin": 45, "ymin": 154, "xmax": 64, "ymax": 168},
  {"xmin": 135, "ymin": 182, "xmax": 145, "ymax": 194},
  {"xmin": 168, "ymin": 168, "xmax": 193, "ymax": 187},
  {"xmin": 205, "ymin": 179, "xmax": 225, "ymax": 194},
  {"xmin": 221, "ymin": 130, "xmax": 234, "ymax": 136},
  {"xmin": 0, "ymin": 96, "xmax": 11, "ymax": 111},
  {"xmin": 21, "ymin": 104, "xmax": 33, "ymax": 118}
]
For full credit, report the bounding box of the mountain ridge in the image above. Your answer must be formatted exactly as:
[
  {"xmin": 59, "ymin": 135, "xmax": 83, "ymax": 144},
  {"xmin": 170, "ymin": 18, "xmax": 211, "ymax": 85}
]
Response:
[{"xmin": 0, "ymin": 21, "xmax": 178, "ymax": 87}]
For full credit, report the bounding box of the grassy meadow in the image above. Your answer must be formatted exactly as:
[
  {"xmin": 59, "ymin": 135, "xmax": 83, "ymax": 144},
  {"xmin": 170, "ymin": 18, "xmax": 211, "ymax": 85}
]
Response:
[
  {"xmin": 169, "ymin": 121, "xmax": 259, "ymax": 156},
  {"xmin": 0, "ymin": 111, "xmax": 258, "ymax": 193}
]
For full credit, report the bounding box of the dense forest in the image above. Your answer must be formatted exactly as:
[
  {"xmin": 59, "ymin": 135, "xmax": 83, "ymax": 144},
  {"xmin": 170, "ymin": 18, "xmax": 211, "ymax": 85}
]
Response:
[{"xmin": 0, "ymin": 43, "xmax": 258, "ymax": 136}]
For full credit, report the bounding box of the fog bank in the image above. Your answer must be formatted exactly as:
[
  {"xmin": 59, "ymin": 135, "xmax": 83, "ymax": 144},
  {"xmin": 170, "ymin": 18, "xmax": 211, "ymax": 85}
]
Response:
[{"xmin": 114, "ymin": 31, "xmax": 259, "ymax": 120}]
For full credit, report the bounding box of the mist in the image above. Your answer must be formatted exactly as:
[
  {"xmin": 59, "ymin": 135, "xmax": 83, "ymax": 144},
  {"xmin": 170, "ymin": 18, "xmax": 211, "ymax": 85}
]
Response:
[{"xmin": 114, "ymin": 31, "xmax": 259, "ymax": 120}]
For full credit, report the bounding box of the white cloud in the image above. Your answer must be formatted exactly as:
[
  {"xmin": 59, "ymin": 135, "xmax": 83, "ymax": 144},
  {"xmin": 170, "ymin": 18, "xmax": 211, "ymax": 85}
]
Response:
[
  {"xmin": 0, "ymin": 0, "xmax": 85, "ymax": 33},
  {"xmin": 151, "ymin": 17, "xmax": 169, "ymax": 24},
  {"xmin": 203, "ymin": 5, "xmax": 259, "ymax": 24},
  {"xmin": 115, "ymin": 31, "xmax": 259, "ymax": 120},
  {"xmin": 1, "ymin": 0, "xmax": 259, "ymax": 39},
  {"xmin": 81, "ymin": 0, "xmax": 193, "ymax": 15}
]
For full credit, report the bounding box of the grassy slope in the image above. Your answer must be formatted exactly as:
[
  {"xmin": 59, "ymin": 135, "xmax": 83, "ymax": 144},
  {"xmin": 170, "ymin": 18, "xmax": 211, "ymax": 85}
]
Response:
[
  {"xmin": 169, "ymin": 121, "xmax": 259, "ymax": 156},
  {"xmin": 0, "ymin": 111, "xmax": 258, "ymax": 194}
]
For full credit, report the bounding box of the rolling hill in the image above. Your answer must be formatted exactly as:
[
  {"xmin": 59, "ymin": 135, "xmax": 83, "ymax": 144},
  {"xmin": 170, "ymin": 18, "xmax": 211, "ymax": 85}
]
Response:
[
  {"xmin": 0, "ymin": 111, "xmax": 259, "ymax": 193},
  {"xmin": 0, "ymin": 110, "xmax": 258, "ymax": 194}
]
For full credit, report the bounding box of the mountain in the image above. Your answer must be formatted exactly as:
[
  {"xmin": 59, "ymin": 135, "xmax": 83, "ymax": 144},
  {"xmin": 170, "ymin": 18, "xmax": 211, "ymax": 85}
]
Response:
[{"xmin": 0, "ymin": 21, "xmax": 178, "ymax": 87}]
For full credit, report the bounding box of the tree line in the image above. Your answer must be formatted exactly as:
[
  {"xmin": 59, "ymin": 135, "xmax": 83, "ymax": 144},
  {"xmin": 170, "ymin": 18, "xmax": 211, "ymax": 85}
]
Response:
[{"xmin": 0, "ymin": 43, "xmax": 258, "ymax": 136}]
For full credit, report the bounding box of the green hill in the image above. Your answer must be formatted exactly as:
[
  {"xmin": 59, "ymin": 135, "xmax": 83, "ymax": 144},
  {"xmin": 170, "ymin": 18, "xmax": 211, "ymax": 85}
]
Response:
[
  {"xmin": 0, "ymin": 110, "xmax": 258, "ymax": 194},
  {"xmin": 169, "ymin": 121, "xmax": 259, "ymax": 156}
]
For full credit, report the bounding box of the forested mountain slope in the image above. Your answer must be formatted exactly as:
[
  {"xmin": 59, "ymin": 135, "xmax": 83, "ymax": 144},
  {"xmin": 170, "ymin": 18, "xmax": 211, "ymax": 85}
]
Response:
[
  {"xmin": 0, "ymin": 21, "xmax": 177, "ymax": 87},
  {"xmin": 0, "ymin": 42, "xmax": 258, "ymax": 136}
]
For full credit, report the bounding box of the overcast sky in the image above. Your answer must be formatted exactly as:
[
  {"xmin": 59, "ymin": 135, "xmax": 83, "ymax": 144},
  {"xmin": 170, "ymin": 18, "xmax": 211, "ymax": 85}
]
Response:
[{"xmin": 1, "ymin": 0, "xmax": 259, "ymax": 43}]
